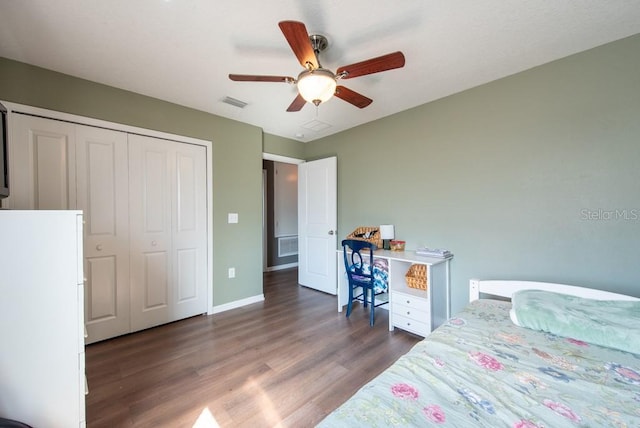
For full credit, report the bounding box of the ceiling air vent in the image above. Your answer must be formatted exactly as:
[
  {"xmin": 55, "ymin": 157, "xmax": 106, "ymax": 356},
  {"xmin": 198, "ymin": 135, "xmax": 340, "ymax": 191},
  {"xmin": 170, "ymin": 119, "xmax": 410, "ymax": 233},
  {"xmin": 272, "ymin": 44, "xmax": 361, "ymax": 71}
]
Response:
[
  {"xmin": 222, "ymin": 96, "xmax": 248, "ymax": 108},
  {"xmin": 301, "ymin": 119, "xmax": 331, "ymax": 132}
]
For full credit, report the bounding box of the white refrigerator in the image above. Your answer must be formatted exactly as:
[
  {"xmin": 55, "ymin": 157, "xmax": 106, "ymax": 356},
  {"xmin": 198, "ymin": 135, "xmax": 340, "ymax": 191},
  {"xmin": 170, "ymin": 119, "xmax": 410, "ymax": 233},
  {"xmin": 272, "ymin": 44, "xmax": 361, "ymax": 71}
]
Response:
[{"xmin": 0, "ymin": 210, "xmax": 85, "ymax": 428}]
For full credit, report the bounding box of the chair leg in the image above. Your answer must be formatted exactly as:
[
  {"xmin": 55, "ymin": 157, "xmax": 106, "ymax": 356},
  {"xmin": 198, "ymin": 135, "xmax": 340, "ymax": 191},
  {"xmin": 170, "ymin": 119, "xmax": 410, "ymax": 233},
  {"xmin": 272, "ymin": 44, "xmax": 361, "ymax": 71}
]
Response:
[
  {"xmin": 369, "ymin": 288, "xmax": 375, "ymax": 326},
  {"xmin": 346, "ymin": 285, "xmax": 353, "ymax": 317}
]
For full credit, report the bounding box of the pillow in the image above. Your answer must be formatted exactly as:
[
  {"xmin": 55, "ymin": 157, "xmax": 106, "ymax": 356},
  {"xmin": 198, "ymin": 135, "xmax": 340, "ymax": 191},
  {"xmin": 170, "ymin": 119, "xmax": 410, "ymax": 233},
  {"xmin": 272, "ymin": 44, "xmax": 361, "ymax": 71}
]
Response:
[{"xmin": 510, "ymin": 289, "xmax": 640, "ymax": 354}]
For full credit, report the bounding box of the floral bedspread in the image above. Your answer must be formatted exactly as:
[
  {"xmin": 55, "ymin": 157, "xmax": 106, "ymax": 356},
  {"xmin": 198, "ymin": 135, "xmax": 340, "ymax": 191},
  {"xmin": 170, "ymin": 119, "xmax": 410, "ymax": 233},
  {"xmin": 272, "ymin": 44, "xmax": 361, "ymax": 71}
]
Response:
[{"xmin": 318, "ymin": 299, "xmax": 640, "ymax": 427}]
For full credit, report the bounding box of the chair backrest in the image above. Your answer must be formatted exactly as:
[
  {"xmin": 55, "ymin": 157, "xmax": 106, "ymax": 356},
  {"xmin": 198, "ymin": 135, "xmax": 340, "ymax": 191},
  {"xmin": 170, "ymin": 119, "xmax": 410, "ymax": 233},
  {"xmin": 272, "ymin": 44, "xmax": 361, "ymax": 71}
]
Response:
[{"xmin": 342, "ymin": 239, "xmax": 377, "ymax": 286}]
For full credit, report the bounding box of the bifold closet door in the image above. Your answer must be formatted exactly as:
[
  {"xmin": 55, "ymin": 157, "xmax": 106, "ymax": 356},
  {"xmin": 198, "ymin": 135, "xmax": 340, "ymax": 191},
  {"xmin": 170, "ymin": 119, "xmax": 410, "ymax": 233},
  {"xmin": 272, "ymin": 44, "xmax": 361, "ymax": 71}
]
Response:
[
  {"xmin": 8, "ymin": 112, "xmax": 208, "ymax": 342},
  {"xmin": 128, "ymin": 134, "xmax": 207, "ymax": 332},
  {"xmin": 76, "ymin": 125, "xmax": 131, "ymax": 344}
]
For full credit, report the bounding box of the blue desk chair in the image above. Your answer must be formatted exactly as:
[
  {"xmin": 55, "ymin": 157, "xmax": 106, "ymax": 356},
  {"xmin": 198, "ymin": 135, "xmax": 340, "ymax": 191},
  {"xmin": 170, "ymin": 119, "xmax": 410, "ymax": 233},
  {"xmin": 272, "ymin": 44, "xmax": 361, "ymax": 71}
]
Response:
[{"xmin": 342, "ymin": 239, "xmax": 385, "ymax": 326}]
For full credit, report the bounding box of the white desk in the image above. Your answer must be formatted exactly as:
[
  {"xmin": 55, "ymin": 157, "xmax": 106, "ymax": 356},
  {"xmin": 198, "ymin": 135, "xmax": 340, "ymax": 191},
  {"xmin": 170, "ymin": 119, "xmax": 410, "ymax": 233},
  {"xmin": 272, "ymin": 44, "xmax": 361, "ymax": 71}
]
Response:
[{"xmin": 337, "ymin": 249, "xmax": 452, "ymax": 337}]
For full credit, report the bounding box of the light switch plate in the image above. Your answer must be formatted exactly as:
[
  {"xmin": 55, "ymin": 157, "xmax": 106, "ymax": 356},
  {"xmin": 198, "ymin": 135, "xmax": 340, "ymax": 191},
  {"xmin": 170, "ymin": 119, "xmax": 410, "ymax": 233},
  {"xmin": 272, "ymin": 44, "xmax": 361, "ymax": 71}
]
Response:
[{"xmin": 228, "ymin": 213, "xmax": 238, "ymax": 223}]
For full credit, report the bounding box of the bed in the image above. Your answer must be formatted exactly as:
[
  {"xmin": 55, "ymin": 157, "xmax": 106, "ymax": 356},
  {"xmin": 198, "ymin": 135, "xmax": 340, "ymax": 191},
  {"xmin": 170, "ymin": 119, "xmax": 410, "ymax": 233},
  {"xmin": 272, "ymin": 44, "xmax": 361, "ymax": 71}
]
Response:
[{"xmin": 318, "ymin": 279, "xmax": 640, "ymax": 427}]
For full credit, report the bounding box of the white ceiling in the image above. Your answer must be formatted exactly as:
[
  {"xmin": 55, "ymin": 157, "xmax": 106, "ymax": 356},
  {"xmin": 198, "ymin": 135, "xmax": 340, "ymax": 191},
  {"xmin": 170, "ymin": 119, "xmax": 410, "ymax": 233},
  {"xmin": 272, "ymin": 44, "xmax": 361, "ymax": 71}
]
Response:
[{"xmin": 1, "ymin": 1, "xmax": 640, "ymax": 142}]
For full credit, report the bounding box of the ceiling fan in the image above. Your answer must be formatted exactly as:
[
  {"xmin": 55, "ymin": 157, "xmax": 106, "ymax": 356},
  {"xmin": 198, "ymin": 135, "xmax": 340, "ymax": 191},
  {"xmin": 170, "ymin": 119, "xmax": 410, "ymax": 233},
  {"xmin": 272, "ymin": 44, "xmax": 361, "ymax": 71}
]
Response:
[{"xmin": 229, "ymin": 20, "xmax": 406, "ymax": 112}]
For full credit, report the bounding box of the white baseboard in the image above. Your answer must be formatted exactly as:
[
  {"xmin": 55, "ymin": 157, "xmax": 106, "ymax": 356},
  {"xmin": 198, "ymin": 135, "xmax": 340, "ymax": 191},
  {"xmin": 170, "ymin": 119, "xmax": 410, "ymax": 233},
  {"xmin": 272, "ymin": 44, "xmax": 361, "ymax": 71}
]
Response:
[
  {"xmin": 210, "ymin": 294, "xmax": 265, "ymax": 315},
  {"xmin": 265, "ymin": 262, "xmax": 298, "ymax": 272}
]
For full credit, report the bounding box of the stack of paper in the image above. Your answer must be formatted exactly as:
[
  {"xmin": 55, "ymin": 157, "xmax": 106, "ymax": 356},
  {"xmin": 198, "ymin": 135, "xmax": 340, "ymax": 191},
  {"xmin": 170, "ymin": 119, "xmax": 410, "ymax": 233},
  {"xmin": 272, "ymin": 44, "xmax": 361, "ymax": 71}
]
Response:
[{"xmin": 415, "ymin": 247, "xmax": 453, "ymax": 258}]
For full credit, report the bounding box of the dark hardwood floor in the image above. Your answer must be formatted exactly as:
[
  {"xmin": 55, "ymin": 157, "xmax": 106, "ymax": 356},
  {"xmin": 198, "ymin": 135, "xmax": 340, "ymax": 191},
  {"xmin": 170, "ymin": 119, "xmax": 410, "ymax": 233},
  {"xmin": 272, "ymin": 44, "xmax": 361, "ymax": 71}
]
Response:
[{"xmin": 85, "ymin": 268, "xmax": 421, "ymax": 427}]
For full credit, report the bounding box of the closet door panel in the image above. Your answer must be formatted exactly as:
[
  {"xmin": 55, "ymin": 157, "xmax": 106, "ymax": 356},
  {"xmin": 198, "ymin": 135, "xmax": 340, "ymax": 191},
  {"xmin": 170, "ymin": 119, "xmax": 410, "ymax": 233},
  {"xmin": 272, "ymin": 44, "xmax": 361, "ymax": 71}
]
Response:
[
  {"xmin": 86, "ymin": 256, "xmax": 117, "ymax": 318},
  {"xmin": 6, "ymin": 114, "xmax": 76, "ymax": 210},
  {"xmin": 142, "ymin": 251, "xmax": 169, "ymax": 309},
  {"xmin": 175, "ymin": 152, "xmax": 197, "ymax": 305},
  {"xmin": 143, "ymin": 150, "xmax": 168, "ymax": 232},
  {"xmin": 172, "ymin": 144, "xmax": 208, "ymax": 318},
  {"xmin": 129, "ymin": 134, "xmax": 172, "ymax": 331},
  {"xmin": 76, "ymin": 125, "xmax": 130, "ymax": 344},
  {"xmin": 177, "ymin": 249, "xmax": 197, "ymax": 301}
]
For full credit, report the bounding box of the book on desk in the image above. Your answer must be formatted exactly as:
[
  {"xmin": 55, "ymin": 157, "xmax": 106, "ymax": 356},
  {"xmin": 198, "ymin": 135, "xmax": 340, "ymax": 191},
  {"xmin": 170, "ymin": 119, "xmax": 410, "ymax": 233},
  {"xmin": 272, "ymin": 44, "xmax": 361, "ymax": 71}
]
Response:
[{"xmin": 415, "ymin": 247, "xmax": 453, "ymax": 259}]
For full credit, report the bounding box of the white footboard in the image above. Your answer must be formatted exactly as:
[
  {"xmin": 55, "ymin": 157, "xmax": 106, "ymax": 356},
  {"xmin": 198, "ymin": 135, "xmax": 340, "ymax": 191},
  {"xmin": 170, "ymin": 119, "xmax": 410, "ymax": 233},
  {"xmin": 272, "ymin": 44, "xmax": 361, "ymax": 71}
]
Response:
[{"xmin": 469, "ymin": 278, "xmax": 638, "ymax": 302}]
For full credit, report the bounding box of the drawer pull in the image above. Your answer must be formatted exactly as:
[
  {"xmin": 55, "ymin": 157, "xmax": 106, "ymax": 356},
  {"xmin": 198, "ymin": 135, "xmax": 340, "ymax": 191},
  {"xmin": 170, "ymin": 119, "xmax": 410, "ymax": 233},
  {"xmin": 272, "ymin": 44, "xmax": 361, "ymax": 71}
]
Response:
[
  {"xmin": 406, "ymin": 300, "xmax": 411, "ymax": 304},
  {"xmin": 406, "ymin": 311, "xmax": 411, "ymax": 315}
]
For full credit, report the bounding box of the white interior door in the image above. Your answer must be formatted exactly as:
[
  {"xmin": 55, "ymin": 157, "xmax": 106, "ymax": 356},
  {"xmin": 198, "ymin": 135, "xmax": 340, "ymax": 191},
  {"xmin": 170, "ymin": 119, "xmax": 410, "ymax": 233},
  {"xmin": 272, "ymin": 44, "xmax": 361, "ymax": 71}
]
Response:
[
  {"xmin": 76, "ymin": 125, "xmax": 131, "ymax": 344},
  {"xmin": 298, "ymin": 156, "xmax": 337, "ymax": 294}
]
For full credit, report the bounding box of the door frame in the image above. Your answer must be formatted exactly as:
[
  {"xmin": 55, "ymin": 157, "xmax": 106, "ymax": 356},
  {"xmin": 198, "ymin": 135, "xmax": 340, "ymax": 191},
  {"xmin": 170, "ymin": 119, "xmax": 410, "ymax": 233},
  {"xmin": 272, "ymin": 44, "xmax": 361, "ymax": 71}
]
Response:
[
  {"xmin": 262, "ymin": 153, "xmax": 305, "ymax": 273},
  {"xmin": 3, "ymin": 101, "xmax": 215, "ymax": 315}
]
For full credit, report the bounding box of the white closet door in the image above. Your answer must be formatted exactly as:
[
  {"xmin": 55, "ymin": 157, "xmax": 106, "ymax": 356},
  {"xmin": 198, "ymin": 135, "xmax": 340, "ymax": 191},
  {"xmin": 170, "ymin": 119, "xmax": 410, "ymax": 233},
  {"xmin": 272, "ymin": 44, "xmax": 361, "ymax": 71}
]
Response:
[
  {"xmin": 76, "ymin": 125, "xmax": 131, "ymax": 344},
  {"xmin": 6, "ymin": 114, "xmax": 76, "ymax": 210},
  {"xmin": 128, "ymin": 135, "xmax": 207, "ymax": 330},
  {"xmin": 7, "ymin": 111, "xmax": 209, "ymax": 341},
  {"xmin": 172, "ymin": 143, "xmax": 208, "ymax": 320},
  {"xmin": 128, "ymin": 134, "xmax": 172, "ymax": 331}
]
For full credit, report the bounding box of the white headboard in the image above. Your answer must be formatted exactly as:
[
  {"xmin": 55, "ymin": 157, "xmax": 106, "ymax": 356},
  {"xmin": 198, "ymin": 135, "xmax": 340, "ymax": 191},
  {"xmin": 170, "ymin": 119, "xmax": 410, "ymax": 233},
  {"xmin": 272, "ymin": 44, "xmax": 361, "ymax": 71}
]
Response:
[{"xmin": 469, "ymin": 279, "xmax": 639, "ymax": 302}]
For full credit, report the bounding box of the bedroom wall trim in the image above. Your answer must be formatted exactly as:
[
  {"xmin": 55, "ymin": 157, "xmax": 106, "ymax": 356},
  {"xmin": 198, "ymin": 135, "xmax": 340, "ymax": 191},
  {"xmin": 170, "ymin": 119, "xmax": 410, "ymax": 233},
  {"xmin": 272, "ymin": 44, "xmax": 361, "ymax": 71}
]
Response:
[
  {"xmin": 265, "ymin": 262, "xmax": 298, "ymax": 272},
  {"xmin": 262, "ymin": 153, "xmax": 305, "ymax": 164},
  {"xmin": 212, "ymin": 294, "xmax": 265, "ymax": 314},
  {"xmin": 5, "ymin": 101, "xmax": 211, "ymax": 146}
]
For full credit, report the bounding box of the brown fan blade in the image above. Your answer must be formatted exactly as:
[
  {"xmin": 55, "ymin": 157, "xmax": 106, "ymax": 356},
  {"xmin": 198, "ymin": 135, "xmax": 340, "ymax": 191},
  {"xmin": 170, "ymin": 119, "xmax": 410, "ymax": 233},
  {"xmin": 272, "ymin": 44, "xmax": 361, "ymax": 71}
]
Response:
[
  {"xmin": 286, "ymin": 93, "xmax": 307, "ymax": 112},
  {"xmin": 278, "ymin": 21, "xmax": 319, "ymax": 70},
  {"xmin": 336, "ymin": 51, "xmax": 405, "ymax": 79},
  {"xmin": 229, "ymin": 74, "xmax": 294, "ymax": 83},
  {"xmin": 334, "ymin": 86, "xmax": 372, "ymax": 109}
]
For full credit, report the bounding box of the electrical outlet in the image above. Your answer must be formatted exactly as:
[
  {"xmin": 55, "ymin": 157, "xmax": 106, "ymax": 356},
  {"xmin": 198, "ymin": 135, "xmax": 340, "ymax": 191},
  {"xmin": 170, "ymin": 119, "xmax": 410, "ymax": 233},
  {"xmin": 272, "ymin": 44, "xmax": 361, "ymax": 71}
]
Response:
[{"xmin": 228, "ymin": 267, "xmax": 235, "ymax": 278}]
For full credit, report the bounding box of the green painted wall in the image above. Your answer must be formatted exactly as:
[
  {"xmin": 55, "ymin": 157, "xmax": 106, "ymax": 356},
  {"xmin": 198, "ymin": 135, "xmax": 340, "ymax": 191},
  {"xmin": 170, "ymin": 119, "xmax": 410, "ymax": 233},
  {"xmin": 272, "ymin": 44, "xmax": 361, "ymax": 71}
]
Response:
[
  {"xmin": 0, "ymin": 57, "xmax": 270, "ymax": 307},
  {"xmin": 3, "ymin": 33, "xmax": 639, "ymax": 316},
  {"xmin": 305, "ymin": 34, "xmax": 640, "ymax": 312},
  {"xmin": 263, "ymin": 133, "xmax": 305, "ymax": 160}
]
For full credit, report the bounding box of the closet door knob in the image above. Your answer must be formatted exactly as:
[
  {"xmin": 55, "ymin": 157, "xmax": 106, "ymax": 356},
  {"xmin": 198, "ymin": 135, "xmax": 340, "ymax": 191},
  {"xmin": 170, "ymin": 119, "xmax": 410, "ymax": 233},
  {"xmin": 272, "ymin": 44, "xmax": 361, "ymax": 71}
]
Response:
[
  {"xmin": 96, "ymin": 244, "xmax": 103, "ymax": 251},
  {"xmin": 152, "ymin": 240, "xmax": 157, "ymax": 246}
]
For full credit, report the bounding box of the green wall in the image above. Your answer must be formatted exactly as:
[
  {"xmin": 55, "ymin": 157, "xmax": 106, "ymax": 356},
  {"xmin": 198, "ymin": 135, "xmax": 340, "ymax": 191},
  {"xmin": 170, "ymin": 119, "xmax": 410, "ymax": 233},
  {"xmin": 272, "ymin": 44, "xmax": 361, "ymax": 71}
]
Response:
[
  {"xmin": 263, "ymin": 133, "xmax": 306, "ymax": 160},
  {"xmin": 306, "ymin": 34, "xmax": 640, "ymax": 312},
  {"xmin": 0, "ymin": 57, "xmax": 270, "ymax": 307},
  {"xmin": 2, "ymin": 33, "xmax": 639, "ymax": 315}
]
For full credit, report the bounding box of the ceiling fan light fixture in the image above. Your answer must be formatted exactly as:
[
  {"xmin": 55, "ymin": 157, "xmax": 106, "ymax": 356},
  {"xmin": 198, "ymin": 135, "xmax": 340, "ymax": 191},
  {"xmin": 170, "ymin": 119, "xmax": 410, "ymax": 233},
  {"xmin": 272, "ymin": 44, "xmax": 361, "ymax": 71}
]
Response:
[
  {"xmin": 297, "ymin": 68, "xmax": 337, "ymax": 106},
  {"xmin": 229, "ymin": 21, "xmax": 406, "ymax": 112}
]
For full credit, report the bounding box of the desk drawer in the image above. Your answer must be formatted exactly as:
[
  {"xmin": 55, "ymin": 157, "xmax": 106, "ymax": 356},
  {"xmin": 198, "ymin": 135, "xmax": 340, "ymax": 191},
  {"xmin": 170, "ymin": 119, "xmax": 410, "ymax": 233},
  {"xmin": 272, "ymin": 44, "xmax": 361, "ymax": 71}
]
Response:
[
  {"xmin": 392, "ymin": 301, "xmax": 429, "ymax": 321},
  {"xmin": 392, "ymin": 313, "xmax": 430, "ymax": 337},
  {"xmin": 392, "ymin": 291, "xmax": 429, "ymax": 311}
]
